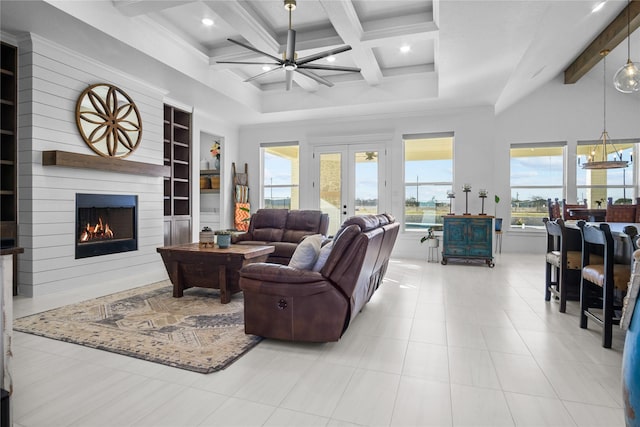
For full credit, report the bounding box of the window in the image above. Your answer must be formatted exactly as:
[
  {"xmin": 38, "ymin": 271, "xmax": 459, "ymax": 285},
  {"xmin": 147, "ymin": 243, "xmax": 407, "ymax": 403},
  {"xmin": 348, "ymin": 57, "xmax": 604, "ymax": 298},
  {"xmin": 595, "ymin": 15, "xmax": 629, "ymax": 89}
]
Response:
[
  {"xmin": 403, "ymin": 134, "xmax": 453, "ymax": 231},
  {"xmin": 261, "ymin": 143, "xmax": 299, "ymax": 209},
  {"xmin": 576, "ymin": 140, "xmax": 637, "ymax": 207},
  {"xmin": 510, "ymin": 143, "xmax": 564, "ymax": 229}
]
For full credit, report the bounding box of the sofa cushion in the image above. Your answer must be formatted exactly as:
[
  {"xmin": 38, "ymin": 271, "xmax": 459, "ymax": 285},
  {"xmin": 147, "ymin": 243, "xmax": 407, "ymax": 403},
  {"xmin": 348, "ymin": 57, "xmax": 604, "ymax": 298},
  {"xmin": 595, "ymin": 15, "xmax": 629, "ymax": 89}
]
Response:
[
  {"xmin": 253, "ymin": 228, "xmax": 285, "ymax": 242},
  {"xmin": 312, "ymin": 241, "xmax": 334, "ymax": 272},
  {"xmin": 288, "ymin": 234, "xmax": 323, "ymax": 270},
  {"xmin": 282, "ymin": 210, "xmax": 324, "ymax": 243},
  {"xmin": 251, "ymin": 209, "xmax": 288, "ymax": 242}
]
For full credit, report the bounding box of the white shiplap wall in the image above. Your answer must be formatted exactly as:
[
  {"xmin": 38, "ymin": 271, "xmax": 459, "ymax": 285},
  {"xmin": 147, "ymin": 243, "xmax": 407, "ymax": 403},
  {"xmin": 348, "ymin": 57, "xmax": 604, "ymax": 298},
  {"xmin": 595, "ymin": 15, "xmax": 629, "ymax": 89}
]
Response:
[{"xmin": 17, "ymin": 34, "xmax": 168, "ymax": 296}]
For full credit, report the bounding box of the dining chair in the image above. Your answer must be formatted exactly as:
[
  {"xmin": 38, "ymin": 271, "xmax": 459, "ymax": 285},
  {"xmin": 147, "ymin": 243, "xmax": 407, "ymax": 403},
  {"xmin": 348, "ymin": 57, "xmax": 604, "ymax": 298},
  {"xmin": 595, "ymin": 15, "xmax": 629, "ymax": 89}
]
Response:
[
  {"xmin": 547, "ymin": 198, "xmax": 561, "ymax": 220},
  {"xmin": 544, "ymin": 218, "xmax": 589, "ymax": 312},
  {"xmin": 578, "ymin": 221, "xmax": 631, "ymax": 348},
  {"xmin": 605, "ymin": 204, "xmax": 637, "ymax": 222}
]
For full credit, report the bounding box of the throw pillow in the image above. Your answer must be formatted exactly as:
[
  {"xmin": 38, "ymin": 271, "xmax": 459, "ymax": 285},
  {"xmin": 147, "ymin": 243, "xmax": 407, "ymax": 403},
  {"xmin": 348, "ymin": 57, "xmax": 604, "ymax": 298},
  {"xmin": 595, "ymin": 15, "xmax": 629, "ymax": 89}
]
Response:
[
  {"xmin": 312, "ymin": 241, "xmax": 333, "ymax": 272},
  {"xmin": 288, "ymin": 234, "xmax": 323, "ymax": 270}
]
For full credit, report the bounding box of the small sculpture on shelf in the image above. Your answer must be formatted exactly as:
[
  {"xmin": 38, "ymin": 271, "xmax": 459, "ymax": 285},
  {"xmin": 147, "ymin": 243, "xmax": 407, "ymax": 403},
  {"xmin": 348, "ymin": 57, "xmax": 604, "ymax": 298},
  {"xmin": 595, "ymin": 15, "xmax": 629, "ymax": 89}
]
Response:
[
  {"xmin": 463, "ymin": 184, "xmax": 471, "ymax": 215},
  {"xmin": 210, "ymin": 140, "xmax": 221, "ymax": 170},
  {"xmin": 478, "ymin": 189, "xmax": 488, "ymax": 215},
  {"xmin": 447, "ymin": 190, "xmax": 456, "ymax": 215}
]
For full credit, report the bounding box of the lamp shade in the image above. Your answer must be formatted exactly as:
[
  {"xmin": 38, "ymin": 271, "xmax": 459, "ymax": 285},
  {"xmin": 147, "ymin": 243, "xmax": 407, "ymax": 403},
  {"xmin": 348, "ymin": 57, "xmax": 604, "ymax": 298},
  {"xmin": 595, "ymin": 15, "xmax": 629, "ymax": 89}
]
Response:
[{"xmin": 614, "ymin": 60, "xmax": 640, "ymax": 93}]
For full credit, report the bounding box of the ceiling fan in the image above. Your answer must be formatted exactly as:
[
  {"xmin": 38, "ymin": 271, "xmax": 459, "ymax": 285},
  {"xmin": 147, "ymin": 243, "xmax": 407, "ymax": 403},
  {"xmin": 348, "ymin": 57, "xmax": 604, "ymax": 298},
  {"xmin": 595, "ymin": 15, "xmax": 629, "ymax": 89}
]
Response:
[{"xmin": 216, "ymin": 0, "xmax": 361, "ymax": 90}]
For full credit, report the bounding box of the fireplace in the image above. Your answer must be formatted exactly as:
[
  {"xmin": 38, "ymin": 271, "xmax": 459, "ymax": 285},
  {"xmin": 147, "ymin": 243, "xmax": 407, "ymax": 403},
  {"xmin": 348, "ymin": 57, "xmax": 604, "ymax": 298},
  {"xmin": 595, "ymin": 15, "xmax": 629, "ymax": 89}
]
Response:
[{"xmin": 76, "ymin": 194, "xmax": 138, "ymax": 259}]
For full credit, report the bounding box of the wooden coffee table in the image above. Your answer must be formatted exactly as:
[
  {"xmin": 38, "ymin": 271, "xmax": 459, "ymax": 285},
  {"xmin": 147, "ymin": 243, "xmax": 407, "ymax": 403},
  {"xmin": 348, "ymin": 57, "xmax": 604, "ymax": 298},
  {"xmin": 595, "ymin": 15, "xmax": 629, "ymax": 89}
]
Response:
[{"xmin": 157, "ymin": 243, "xmax": 274, "ymax": 303}]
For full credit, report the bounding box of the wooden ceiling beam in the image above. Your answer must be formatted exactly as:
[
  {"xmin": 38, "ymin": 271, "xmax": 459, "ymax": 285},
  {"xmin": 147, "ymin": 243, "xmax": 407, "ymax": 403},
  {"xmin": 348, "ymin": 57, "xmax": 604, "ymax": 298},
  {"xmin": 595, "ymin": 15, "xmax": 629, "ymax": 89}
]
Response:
[{"xmin": 565, "ymin": 0, "xmax": 640, "ymax": 84}]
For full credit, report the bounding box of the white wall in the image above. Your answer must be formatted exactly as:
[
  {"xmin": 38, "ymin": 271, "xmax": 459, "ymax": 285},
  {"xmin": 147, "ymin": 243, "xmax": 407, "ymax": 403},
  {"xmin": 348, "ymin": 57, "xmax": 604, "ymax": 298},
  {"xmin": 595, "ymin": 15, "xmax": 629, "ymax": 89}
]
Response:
[
  {"xmin": 495, "ymin": 74, "xmax": 640, "ymax": 254},
  {"xmin": 238, "ymin": 74, "xmax": 640, "ymax": 259},
  {"xmin": 238, "ymin": 106, "xmax": 496, "ymax": 260},
  {"xmin": 16, "ymin": 34, "xmax": 168, "ymax": 296}
]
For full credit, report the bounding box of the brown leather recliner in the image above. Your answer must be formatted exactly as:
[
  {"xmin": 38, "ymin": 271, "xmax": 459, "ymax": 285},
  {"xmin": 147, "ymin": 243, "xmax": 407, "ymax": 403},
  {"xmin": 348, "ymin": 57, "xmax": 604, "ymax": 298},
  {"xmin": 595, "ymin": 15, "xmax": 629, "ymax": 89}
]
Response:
[
  {"xmin": 232, "ymin": 209, "xmax": 329, "ymax": 264},
  {"xmin": 238, "ymin": 213, "xmax": 399, "ymax": 342}
]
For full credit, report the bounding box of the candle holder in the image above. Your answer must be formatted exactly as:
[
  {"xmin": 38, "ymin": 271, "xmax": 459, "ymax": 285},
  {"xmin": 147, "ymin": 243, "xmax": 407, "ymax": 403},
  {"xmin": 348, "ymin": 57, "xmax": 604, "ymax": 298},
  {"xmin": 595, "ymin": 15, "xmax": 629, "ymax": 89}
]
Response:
[
  {"xmin": 463, "ymin": 184, "xmax": 471, "ymax": 215},
  {"xmin": 479, "ymin": 189, "xmax": 487, "ymax": 215},
  {"xmin": 447, "ymin": 190, "xmax": 456, "ymax": 215}
]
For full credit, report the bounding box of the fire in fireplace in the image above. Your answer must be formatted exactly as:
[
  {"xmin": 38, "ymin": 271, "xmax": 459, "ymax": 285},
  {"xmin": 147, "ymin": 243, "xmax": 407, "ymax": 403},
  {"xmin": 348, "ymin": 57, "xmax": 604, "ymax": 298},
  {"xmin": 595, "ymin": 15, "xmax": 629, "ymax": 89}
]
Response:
[{"xmin": 76, "ymin": 194, "xmax": 138, "ymax": 259}]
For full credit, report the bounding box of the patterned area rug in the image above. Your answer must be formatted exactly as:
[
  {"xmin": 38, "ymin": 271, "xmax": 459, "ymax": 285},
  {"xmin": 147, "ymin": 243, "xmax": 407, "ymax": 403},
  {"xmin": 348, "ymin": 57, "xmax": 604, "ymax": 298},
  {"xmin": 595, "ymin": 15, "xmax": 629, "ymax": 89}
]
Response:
[{"xmin": 13, "ymin": 281, "xmax": 261, "ymax": 374}]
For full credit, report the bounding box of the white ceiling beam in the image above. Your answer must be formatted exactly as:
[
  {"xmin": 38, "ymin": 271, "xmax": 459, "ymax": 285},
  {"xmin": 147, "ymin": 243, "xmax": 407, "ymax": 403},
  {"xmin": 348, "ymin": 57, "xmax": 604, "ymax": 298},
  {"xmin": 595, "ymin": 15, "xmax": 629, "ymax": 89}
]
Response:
[
  {"xmin": 319, "ymin": 0, "xmax": 383, "ymax": 86},
  {"xmin": 361, "ymin": 21, "xmax": 438, "ymax": 48},
  {"xmin": 203, "ymin": 0, "xmax": 279, "ymax": 54},
  {"xmin": 204, "ymin": 0, "xmax": 319, "ymax": 92},
  {"xmin": 112, "ymin": 0, "xmax": 193, "ymax": 17}
]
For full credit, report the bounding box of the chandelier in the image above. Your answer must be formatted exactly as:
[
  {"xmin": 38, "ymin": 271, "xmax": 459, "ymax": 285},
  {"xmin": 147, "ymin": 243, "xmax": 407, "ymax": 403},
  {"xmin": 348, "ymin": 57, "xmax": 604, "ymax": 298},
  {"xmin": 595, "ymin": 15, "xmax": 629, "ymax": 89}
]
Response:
[
  {"xmin": 582, "ymin": 49, "xmax": 629, "ymax": 170},
  {"xmin": 613, "ymin": 0, "xmax": 640, "ymax": 93}
]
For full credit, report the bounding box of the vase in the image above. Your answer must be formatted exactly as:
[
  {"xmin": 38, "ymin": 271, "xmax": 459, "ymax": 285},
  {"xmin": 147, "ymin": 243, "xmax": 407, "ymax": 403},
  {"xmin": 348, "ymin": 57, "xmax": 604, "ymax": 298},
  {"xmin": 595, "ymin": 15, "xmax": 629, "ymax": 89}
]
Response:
[
  {"xmin": 217, "ymin": 234, "xmax": 230, "ymax": 249},
  {"xmin": 623, "ymin": 295, "xmax": 640, "ymax": 427},
  {"xmin": 212, "ymin": 157, "xmax": 220, "ymax": 170}
]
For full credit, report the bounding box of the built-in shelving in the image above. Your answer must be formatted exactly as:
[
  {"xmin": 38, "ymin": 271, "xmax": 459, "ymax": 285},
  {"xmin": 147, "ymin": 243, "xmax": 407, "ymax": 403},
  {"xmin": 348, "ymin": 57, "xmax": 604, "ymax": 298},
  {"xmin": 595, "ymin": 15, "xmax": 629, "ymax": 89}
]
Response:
[
  {"xmin": 163, "ymin": 105, "xmax": 192, "ymax": 245},
  {"xmin": 1, "ymin": 41, "xmax": 18, "ymax": 294},
  {"xmin": 1, "ymin": 42, "xmax": 17, "ymax": 246}
]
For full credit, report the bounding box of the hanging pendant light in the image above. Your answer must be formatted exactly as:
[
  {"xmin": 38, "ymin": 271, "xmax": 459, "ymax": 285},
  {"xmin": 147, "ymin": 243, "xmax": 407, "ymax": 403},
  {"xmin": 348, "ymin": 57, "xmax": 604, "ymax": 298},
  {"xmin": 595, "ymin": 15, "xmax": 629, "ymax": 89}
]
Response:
[
  {"xmin": 614, "ymin": 0, "xmax": 640, "ymax": 93},
  {"xmin": 582, "ymin": 49, "xmax": 629, "ymax": 169}
]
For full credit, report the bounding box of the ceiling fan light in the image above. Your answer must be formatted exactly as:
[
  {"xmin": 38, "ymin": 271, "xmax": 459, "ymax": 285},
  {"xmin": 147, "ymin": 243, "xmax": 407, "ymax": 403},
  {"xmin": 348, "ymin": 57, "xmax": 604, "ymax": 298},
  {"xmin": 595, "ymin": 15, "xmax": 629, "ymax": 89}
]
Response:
[
  {"xmin": 201, "ymin": 18, "xmax": 214, "ymax": 26},
  {"xmin": 613, "ymin": 60, "xmax": 640, "ymax": 93},
  {"xmin": 283, "ymin": 63, "xmax": 297, "ymax": 71}
]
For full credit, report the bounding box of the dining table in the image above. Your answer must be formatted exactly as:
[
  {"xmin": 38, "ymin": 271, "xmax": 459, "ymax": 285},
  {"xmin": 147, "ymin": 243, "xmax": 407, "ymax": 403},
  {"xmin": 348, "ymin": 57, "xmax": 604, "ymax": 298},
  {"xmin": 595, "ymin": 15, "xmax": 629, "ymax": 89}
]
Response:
[
  {"xmin": 565, "ymin": 221, "xmax": 638, "ymax": 265},
  {"xmin": 566, "ymin": 208, "xmax": 607, "ymax": 222}
]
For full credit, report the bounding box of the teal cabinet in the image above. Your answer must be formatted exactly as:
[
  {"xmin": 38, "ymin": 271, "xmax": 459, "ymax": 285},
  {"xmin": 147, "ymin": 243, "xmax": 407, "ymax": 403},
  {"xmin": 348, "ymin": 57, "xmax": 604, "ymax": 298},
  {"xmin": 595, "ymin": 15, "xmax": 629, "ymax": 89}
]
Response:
[{"xmin": 442, "ymin": 215, "xmax": 494, "ymax": 267}]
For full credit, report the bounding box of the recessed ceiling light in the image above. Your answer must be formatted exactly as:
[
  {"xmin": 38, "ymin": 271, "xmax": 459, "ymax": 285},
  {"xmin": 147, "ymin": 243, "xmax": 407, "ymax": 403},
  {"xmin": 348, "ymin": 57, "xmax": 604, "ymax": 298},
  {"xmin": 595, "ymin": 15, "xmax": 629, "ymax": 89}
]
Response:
[
  {"xmin": 592, "ymin": 1, "xmax": 606, "ymax": 13},
  {"xmin": 327, "ymin": 55, "xmax": 336, "ymax": 63},
  {"xmin": 400, "ymin": 45, "xmax": 411, "ymax": 53},
  {"xmin": 262, "ymin": 65, "xmax": 272, "ymax": 71},
  {"xmin": 201, "ymin": 18, "xmax": 214, "ymax": 26}
]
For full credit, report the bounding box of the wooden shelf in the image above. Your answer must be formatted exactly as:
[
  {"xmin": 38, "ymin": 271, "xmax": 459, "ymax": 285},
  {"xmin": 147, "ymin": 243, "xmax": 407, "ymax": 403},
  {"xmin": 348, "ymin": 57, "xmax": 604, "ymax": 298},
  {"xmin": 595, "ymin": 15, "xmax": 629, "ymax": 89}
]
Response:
[
  {"xmin": 200, "ymin": 169, "xmax": 220, "ymax": 175},
  {"xmin": 201, "ymin": 189, "xmax": 220, "ymax": 194},
  {"xmin": 42, "ymin": 150, "xmax": 170, "ymax": 176}
]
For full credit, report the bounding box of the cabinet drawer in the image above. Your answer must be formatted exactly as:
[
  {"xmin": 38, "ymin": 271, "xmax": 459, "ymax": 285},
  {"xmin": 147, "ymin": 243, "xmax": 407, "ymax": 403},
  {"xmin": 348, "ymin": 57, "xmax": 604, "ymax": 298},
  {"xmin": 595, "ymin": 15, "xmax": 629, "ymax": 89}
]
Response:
[
  {"xmin": 444, "ymin": 246, "xmax": 467, "ymax": 256},
  {"xmin": 468, "ymin": 246, "xmax": 491, "ymax": 257}
]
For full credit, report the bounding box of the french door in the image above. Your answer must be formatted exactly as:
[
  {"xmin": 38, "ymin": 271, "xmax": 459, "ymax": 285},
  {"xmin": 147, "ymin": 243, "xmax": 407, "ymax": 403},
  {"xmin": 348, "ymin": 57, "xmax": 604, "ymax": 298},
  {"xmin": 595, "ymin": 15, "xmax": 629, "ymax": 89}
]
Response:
[{"xmin": 314, "ymin": 144, "xmax": 386, "ymax": 236}]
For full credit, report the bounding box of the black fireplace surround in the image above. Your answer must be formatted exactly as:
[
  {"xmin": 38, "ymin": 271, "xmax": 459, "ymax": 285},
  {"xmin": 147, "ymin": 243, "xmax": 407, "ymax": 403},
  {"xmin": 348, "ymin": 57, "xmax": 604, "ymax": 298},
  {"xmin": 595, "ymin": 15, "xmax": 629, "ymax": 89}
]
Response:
[{"xmin": 76, "ymin": 193, "xmax": 138, "ymax": 259}]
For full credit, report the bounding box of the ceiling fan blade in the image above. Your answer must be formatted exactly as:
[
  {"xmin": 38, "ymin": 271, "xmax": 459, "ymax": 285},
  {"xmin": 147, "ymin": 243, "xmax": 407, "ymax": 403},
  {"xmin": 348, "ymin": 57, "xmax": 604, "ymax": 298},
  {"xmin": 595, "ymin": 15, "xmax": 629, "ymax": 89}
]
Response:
[
  {"xmin": 244, "ymin": 67, "xmax": 282, "ymax": 83},
  {"xmin": 226, "ymin": 38, "xmax": 283, "ymax": 63},
  {"xmin": 217, "ymin": 61, "xmax": 281, "ymax": 65},
  {"xmin": 285, "ymin": 70, "xmax": 294, "ymax": 91},
  {"xmin": 286, "ymin": 29, "xmax": 296, "ymax": 62},
  {"xmin": 298, "ymin": 64, "xmax": 361, "ymax": 73},
  {"xmin": 296, "ymin": 69, "xmax": 334, "ymax": 87},
  {"xmin": 296, "ymin": 45, "xmax": 353, "ymax": 66}
]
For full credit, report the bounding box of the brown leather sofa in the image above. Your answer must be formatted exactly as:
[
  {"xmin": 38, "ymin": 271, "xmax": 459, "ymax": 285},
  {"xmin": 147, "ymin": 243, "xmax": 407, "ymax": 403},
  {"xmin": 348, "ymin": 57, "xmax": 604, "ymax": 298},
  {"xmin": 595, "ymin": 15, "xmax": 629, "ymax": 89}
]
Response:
[
  {"xmin": 231, "ymin": 209, "xmax": 329, "ymax": 264},
  {"xmin": 238, "ymin": 213, "xmax": 399, "ymax": 342}
]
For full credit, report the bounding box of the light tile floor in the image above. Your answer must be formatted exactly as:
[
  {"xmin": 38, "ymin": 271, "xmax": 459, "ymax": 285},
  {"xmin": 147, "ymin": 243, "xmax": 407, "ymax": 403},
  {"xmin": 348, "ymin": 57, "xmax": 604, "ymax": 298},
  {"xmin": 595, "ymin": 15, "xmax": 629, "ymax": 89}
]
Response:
[{"xmin": 10, "ymin": 253, "xmax": 626, "ymax": 426}]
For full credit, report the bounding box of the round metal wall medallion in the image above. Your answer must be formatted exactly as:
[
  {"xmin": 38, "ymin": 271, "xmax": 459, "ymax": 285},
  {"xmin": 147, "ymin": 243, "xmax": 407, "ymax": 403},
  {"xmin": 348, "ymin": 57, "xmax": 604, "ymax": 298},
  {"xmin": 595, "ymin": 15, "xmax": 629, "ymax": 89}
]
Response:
[{"xmin": 75, "ymin": 83, "xmax": 142, "ymax": 158}]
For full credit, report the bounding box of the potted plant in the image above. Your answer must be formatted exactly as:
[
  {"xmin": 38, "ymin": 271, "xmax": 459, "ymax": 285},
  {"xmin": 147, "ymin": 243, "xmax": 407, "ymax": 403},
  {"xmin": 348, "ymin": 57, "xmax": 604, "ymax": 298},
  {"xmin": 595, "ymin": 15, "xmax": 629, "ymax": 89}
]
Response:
[
  {"xmin": 494, "ymin": 195, "xmax": 503, "ymax": 231},
  {"xmin": 420, "ymin": 228, "xmax": 439, "ymax": 248},
  {"xmin": 214, "ymin": 229, "xmax": 233, "ymax": 249}
]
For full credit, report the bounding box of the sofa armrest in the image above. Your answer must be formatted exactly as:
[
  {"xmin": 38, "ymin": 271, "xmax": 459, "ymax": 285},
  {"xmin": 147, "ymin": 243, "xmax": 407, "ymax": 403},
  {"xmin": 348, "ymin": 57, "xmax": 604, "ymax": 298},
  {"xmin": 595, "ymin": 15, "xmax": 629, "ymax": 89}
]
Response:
[{"xmin": 231, "ymin": 232, "xmax": 252, "ymax": 243}]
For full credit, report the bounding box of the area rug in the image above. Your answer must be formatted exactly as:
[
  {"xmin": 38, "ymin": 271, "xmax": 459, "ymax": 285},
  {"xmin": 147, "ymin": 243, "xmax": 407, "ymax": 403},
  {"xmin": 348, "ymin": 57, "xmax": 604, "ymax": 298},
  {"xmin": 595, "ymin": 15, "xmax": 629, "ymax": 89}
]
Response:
[{"xmin": 13, "ymin": 281, "xmax": 262, "ymax": 374}]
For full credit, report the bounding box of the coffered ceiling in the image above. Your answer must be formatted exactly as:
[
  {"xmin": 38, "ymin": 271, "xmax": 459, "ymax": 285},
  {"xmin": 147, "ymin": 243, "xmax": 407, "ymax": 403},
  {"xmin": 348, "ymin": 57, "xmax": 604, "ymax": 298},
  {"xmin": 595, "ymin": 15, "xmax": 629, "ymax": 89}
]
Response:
[{"xmin": 0, "ymin": 0, "xmax": 638, "ymax": 125}]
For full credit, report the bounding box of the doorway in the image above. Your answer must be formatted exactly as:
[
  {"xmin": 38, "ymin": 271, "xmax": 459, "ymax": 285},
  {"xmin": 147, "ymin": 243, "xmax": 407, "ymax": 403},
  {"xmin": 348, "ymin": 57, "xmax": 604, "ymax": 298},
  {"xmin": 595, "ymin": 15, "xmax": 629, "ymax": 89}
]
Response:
[{"xmin": 314, "ymin": 144, "xmax": 386, "ymax": 236}]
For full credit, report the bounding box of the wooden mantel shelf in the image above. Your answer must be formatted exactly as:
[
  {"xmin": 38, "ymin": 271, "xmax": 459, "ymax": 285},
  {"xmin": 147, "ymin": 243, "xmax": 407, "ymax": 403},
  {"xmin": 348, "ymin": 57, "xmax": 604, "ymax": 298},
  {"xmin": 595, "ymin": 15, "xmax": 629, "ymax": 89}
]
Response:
[{"xmin": 42, "ymin": 151, "xmax": 170, "ymax": 177}]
